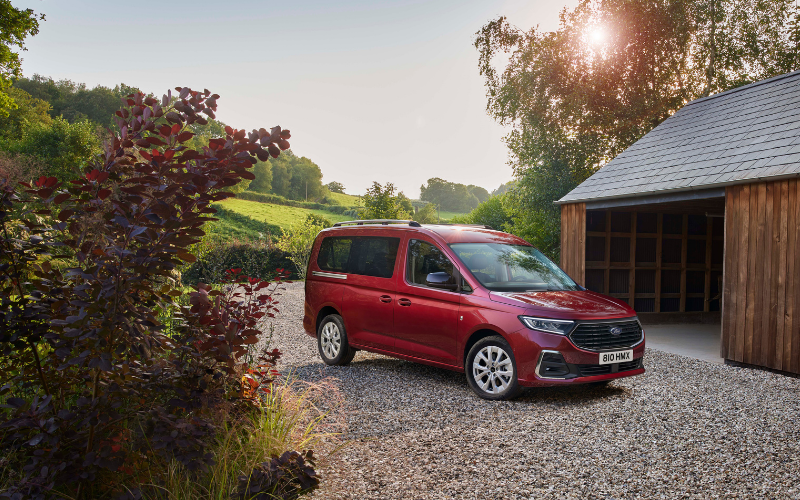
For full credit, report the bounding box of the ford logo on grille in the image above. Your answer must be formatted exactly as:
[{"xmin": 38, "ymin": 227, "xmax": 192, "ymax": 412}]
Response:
[{"xmin": 609, "ymin": 327, "xmax": 622, "ymax": 336}]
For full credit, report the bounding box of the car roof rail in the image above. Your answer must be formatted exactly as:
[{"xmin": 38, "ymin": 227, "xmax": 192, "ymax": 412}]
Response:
[
  {"xmin": 427, "ymin": 223, "xmax": 494, "ymax": 230},
  {"xmin": 332, "ymin": 219, "xmax": 422, "ymax": 227}
]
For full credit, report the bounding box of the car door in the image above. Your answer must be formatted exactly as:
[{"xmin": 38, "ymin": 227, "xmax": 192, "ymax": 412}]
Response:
[
  {"xmin": 340, "ymin": 232, "xmax": 402, "ymax": 351},
  {"xmin": 393, "ymin": 237, "xmax": 461, "ymax": 366}
]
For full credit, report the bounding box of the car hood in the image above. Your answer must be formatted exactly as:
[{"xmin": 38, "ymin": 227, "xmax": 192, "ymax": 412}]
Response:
[{"xmin": 489, "ymin": 290, "xmax": 636, "ymax": 321}]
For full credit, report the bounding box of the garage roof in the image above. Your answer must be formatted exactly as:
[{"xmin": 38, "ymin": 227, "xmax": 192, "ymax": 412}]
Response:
[{"xmin": 558, "ymin": 70, "xmax": 800, "ymax": 204}]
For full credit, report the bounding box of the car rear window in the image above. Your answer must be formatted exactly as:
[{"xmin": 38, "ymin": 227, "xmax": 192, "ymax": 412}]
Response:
[{"xmin": 317, "ymin": 236, "xmax": 400, "ymax": 279}]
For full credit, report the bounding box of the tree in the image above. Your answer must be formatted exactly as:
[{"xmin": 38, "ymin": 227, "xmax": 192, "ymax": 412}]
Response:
[
  {"xmin": 360, "ymin": 181, "xmax": 411, "ymax": 219},
  {"xmin": 0, "ymin": 86, "xmax": 52, "ymax": 143},
  {"xmin": 5, "ymin": 116, "xmax": 100, "ymax": 181},
  {"xmin": 325, "ymin": 181, "xmax": 345, "ymax": 193},
  {"xmin": 250, "ymin": 160, "xmax": 273, "ymax": 193},
  {"xmin": 475, "ymin": 0, "xmax": 800, "ymax": 259},
  {"xmin": 0, "ymin": 2, "xmax": 43, "ymax": 116},
  {"xmin": 396, "ymin": 191, "xmax": 414, "ymax": 213},
  {"xmin": 468, "ymin": 184, "xmax": 490, "ymax": 203},
  {"xmin": 451, "ymin": 194, "xmax": 514, "ymax": 232},
  {"xmin": 277, "ymin": 214, "xmax": 330, "ymax": 278},
  {"xmin": 419, "ymin": 177, "xmax": 482, "ymax": 212},
  {"xmin": 413, "ymin": 202, "xmax": 438, "ymax": 224},
  {"xmin": 14, "ymin": 75, "xmax": 139, "ymax": 128}
]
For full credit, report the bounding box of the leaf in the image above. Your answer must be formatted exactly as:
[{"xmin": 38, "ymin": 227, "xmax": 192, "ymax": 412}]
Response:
[
  {"xmin": 177, "ymin": 132, "xmax": 194, "ymax": 143},
  {"xmin": 177, "ymin": 251, "xmax": 196, "ymax": 263},
  {"xmin": 54, "ymin": 193, "xmax": 71, "ymax": 204},
  {"xmin": 97, "ymin": 189, "xmax": 112, "ymax": 200}
]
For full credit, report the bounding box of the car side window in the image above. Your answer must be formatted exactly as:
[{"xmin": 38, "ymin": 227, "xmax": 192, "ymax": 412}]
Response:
[
  {"xmin": 406, "ymin": 239, "xmax": 456, "ymax": 288},
  {"xmin": 349, "ymin": 237, "xmax": 400, "ymax": 279},
  {"xmin": 317, "ymin": 236, "xmax": 352, "ymax": 273},
  {"xmin": 317, "ymin": 236, "xmax": 400, "ymax": 278}
]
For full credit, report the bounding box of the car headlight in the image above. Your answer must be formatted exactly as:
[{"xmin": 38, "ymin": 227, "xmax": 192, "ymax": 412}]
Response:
[{"xmin": 519, "ymin": 316, "xmax": 575, "ymax": 335}]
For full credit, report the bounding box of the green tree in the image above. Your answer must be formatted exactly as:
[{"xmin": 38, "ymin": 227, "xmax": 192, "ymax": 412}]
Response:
[
  {"xmin": 420, "ymin": 177, "xmax": 481, "ymax": 212},
  {"xmin": 451, "ymin": 194, "xmax": 513, "ymax": 232},
  {"xmin": 287, "ymin": 155, "xmax": 324, "ymax": 201},
  {"xmin": 476, "ymin": 0, "xmax": 800, "ymax": 259},
  {"xmin": 396, "ymin": 191, "xmax": 414, "ymax": 214},
  {"xmin": 0, "ymin": 86, "xmax": 51, "ymax": 143},
  {"xmin": 5, "ymin": 116, "xmax": 100, "ymax": 181},
  {"xmin": 468, "ymin": 185, "xmax": 490, "ymax": 203},
  {"xmin": 14, "ymin": 75, "xmax": 139, "ymax": 127},
  {"xmin": 360, "ymin": 181, "xmax": 411, "ymax": 219},
  {"xmin": 0, "ymin": 2, "xmax": 43, "ymax": 116},
  {"xmin": 277, "ymin": 214, "xmax": 327, "ymax": 278},
  {"xmin": 325, "ymin": 181, "xmax": 345, "ymax": 193},
  {"xmin": 413, "ymin": 202, "xmax": 438, "ymax": 224},
  {"xmin": 249, "ymin": 160, "xmax": 273, "ymax": 193}
]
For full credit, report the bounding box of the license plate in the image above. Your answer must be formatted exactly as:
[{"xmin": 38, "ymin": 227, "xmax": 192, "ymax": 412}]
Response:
[{"xmin": 599, "ymin": 350, "xmax": 633, "ymax": 365}]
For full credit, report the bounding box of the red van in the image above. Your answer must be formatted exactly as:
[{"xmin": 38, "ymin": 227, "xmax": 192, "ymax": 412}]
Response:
[{"xmin": 302, "ymin": 220, "xmax": 645, "ymax": 400}]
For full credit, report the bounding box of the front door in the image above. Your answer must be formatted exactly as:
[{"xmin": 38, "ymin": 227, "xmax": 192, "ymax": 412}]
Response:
[{"xmin": 393, "ymin": 238, "xmax": 461, "ymax": 365}]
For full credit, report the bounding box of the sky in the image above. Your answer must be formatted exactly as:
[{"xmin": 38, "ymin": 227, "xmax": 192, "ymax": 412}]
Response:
[{"xmin": 14, "ymin": 0, "xmax": 578, "ymax": 198}]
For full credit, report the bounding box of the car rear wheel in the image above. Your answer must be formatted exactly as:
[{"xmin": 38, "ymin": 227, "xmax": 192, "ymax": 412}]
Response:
[
  {"xmin": 317, "ymin": 314, "xmax": 356, "ymax": 366},
  {"xmin": 465, "ymin": 336, "xmax": 521, "ymax": 400}
]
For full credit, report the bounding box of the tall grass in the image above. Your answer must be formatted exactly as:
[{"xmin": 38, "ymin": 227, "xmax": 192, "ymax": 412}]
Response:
[{"xmin": 139, "ymin": 377, "xmax": 343, "ymax": 500}]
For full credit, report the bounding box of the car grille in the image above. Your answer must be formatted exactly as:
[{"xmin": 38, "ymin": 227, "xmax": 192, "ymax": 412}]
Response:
[
  {"xmin": 569, "ymin": 320, "xmax": 643, "ymax": 351},
  {"xmin": 577, "ymin": 358, "xmax": 642, "ymax": 377}
]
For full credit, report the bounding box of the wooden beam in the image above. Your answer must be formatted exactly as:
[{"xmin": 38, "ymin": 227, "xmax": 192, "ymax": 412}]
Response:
[
  {"xmin": 655, "ymin": 213, "xmax": 663, "ymax": 313},
  {"xmin": 680, "ymin": 214, "xmax": 688, "ymax": 312},
  {"xmin": 704, "ymin": 216, "xmax": 713, "ymax": 312}
]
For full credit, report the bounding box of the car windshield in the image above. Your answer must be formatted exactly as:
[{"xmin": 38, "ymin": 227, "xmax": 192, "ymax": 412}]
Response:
[{"xmin": 450, "ymin": 243, "xmax": 579, "ymax": 292}]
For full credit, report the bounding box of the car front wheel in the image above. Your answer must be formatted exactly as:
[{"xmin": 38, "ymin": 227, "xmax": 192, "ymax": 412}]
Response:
[
  {"xmin": 317, "ymin": 314, "xmax": 356, "ymax": 366},
  {"xmin": 465, "ymin": 336, "xmax": 521, "ymax": 400}
]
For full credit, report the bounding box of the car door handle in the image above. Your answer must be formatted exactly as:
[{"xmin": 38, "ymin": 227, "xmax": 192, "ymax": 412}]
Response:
[
  {"xmin": 398, "ymin": 298, "xmax": 411, "ymax": 307},
  {"xmin": 379, "ymin": 295, "xmax": 392, "ymax": 303}
]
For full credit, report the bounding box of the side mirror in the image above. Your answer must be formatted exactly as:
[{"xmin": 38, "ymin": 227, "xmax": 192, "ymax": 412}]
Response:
[{"xmin": 426, "ymin": 272, "xmax": 457, "ymax": 291}]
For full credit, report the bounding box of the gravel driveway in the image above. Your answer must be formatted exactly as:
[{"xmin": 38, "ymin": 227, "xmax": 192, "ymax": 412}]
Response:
[{"xmin": 269, "ymin": 282, "xmax": 800, "ymax": 499}]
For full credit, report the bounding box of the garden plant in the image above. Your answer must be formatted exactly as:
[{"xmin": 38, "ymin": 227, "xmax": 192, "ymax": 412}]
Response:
[{"xmin": 0, "ymin": 87, "xmax": 326, "ymax": 499}]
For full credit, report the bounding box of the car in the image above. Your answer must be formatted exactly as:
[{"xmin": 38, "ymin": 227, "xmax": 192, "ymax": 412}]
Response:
[{"xmin": 302, "ymin": 219, "xmax": 645, "ymax": 400}]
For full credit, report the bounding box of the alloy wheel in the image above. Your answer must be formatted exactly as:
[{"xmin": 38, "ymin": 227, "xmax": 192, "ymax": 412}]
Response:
[
  {"xmin": 472, "ymin": 345, "xmax": 514, "ymax": 394},
  {"xmin": 320, "ymin": 322, "xmax": 341, "ymax": 360}
]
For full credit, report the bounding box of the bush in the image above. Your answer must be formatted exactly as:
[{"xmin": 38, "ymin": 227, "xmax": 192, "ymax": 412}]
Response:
[
  {"xmin": 0, "ymin": 87, "xmax": 320, "ymax": 498},
  {"xmin": 277, "ymin": 215, "xmax": 327, "ymax": 279},
  {"xmin": 182, "ymin": 237, "xmax": 296, "ymax": 285},
  {"xmin": 451, "ymin": 194, "xmax": 513, "ymax": 232}
]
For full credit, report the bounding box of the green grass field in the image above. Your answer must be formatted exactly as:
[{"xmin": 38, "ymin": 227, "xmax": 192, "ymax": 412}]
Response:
[
  {"xmin": 218, "ymin": 198, "xmax": 353, "ymax": 230},
  {"xmin": 438, "ymin": 210, "xmax": 467, "ymax": 222},
  {"xmin": 327, "ymin": 191, "xmax": 361, "ymax": 206}
]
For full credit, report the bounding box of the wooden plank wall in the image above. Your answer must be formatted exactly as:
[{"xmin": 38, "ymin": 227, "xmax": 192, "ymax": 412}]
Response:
[
  {"xmin": 723, "ymin": 179, "xmax": 800, "ymax": 374},
  {"xmin": 560, "ymin": 203, "xmax": 586, "ymax": 286}
]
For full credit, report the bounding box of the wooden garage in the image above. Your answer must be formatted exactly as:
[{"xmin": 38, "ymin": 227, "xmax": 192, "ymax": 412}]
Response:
[{"xmin": 558, "ymin": 71, "xmax": 800, "ymax": 374}]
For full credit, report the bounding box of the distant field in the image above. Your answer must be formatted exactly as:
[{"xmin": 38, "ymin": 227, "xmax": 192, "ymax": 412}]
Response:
[
  {"xmin": 438, "ymin": 210, "xmax": 468, "ymax": 221},
  {"xmin": 327, "ymin": 191, "xmax": 361, "ymax": 206},
  {"xmin": 217, "ymin": 198, "xmax": 352, "ymax": 229}
]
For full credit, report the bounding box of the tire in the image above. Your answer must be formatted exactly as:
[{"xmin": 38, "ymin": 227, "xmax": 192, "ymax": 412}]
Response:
[
  {"xmin": 317, "ymin": 314, "xmax": 356, "ymax": 366},
  {"xmin": 465, "ymin": 336, "xmax": 521, "ymax": 400}
]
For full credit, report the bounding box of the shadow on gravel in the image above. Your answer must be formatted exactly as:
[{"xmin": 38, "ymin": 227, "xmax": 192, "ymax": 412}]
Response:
[{"xmin": 287, "ymin": 355, "xmax": 631, "ymax": 407}]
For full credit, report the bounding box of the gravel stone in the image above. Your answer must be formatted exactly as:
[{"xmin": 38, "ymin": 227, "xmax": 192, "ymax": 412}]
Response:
[{"xmin": 269, "ymin": 282, "xmax": 800, "ymax": 499}]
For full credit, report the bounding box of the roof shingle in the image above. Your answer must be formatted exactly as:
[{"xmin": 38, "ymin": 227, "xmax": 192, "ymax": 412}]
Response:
[{"xmin": 558, "ymin": 71, "xmax": 800, "ymax": 204}]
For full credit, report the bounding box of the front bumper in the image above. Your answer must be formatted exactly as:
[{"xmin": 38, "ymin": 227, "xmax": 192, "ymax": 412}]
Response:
[{"xmin": 510, "ymin": 326, "xmax": 646, "ymax": 387}]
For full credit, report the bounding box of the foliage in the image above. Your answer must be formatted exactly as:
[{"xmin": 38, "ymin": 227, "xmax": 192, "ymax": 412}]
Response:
[
  {"xmin": 324, "ymin": 181, "xmax": 344, "ymax": 194},
  {"xmin": 467, "ymin": 184, "xmax": 490, "ymax": 203},
  {"xmin": 236, "ymin": 450, "xmax": 319, "ymax": 500},
  {"xmin": 475, "ymin": 0, "xmax": 800, "ymax": 259},
  {"xmin": 0, "ymin": 86, "xmax": 299, "ymax": 498},
  {"xmin": 0, "ymin": 2, "xmax": 43, "ymax": 116},
  {"xmin": 419, "ymin": 177, "xmax": 486, "ymax": 212},
  {"xmin": 269, "ymin": 150, "xmax": 325, "ymax": 202},
  {"xmin": 277, "ymin": 215, "xmax": 328, "ymax": 279},
  {"xmin": 359, "ymin": 181, "xmax": 411, "ymax": 220},
  {"xmin": 3, "ymin": 116, "xmax": 101, "ymax": 182},
  {"xmin": 451, "ymin": 194, "xmax": 514, "ymax": 233},
  {"xmin": 0, "ymin": 152, "xmax": 42, "ymax": 188},
  {"xmin": 491, "ymin": 180, "xmax": 515, "ymax": 196},
  {"xmin": 141, "ymin": 378, "xmax": 341, "ymax": 500},
  {"xmin": 14, "ymin": 75, "xmax": 139, "ymax": 128},
  {"xmin": 183, "ymin": 237, "xmax": 295, "ymax": 285},
  {"xmin": 412, "ymin": 202, "xmax": 438, "ymax": 224},
  {"xmin": 250, "ymin": 160, "xmax": 273, "ymax": 194},
  {"xmin": 0, "ymin": 87, "xmax": 52, "ymax": 143}
]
